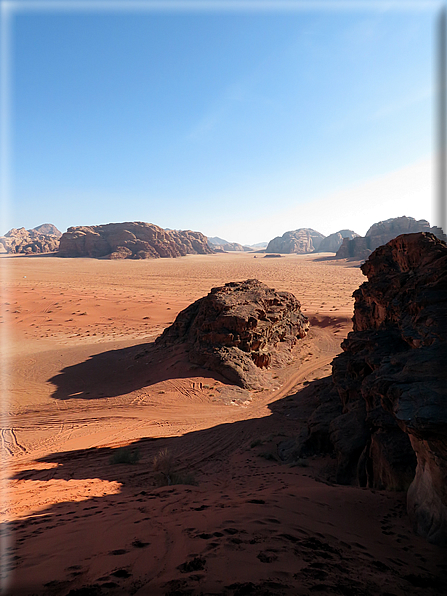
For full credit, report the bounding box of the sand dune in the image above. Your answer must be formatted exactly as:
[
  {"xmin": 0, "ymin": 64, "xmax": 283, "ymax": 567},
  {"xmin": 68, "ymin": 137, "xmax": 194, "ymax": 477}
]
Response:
[{"xmin": 1, "ymin": 252, "xmax": 445, "ymax": 595}]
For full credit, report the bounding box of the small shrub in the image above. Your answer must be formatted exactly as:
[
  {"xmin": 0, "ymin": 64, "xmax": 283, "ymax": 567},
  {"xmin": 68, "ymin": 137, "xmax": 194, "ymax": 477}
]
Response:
[
  {"xmin": 109, "ymin": 447, "xmax": 140, "ymax": 465},
  {"xmin": 153, "ymin": 448, "xmax": 197, "ymax": 486}
]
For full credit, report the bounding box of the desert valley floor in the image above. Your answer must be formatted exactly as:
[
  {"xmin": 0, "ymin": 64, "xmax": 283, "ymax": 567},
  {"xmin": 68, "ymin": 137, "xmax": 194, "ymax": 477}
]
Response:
[{"xmin": 0, "ymin": 252, "xmax": 446, "ymax": 595}]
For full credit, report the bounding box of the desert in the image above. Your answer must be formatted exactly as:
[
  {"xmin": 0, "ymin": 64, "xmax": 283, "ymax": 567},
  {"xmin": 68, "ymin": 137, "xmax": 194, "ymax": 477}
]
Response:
[{"xmin": 1, "ymin": 246, "xmax": 446, "ymax": 596}]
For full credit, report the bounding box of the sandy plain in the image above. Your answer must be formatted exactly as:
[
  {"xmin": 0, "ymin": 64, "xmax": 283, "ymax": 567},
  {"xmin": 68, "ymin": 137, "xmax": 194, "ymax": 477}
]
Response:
[{"xmin": 0, "ymin": 252, "xmax": 445, "ymax": 595}]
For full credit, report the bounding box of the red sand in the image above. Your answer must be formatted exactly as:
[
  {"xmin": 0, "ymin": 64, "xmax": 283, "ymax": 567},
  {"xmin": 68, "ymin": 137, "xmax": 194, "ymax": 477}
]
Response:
[{"xmin": 1, "ymin": 252, "xmax": 445, "ymax": 595}]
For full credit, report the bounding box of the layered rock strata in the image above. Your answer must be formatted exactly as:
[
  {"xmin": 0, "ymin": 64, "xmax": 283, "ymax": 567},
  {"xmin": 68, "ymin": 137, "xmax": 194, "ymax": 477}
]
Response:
[
  {"xmin": 265, "ymin": 228, "xmax": 325, "ymax": 254},
  {"xmin": 305, "ymin": 232, "xmax": 447, "ymax": 545},
  {"xmin": 336, "ymin": 216, "xmax": 445, "ymax": 260},
  {"xmin": 156, "ymin": 279, "xmax": 309, "ymax": 389},
  {"xmin": 58, "ymin": 222, "xmax": 214, "ymax": 259},
  {"xmin": 0, "ymin": 225, "xmax": 61, "ymax": 254}
]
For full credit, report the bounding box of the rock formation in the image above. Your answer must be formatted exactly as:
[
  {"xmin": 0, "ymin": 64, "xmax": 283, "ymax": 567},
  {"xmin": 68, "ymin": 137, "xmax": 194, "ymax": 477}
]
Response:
[
  {"xmin": 265, "ymin": 228, "xmax": 325, "ymax": 254},
  {"xmin": 32, "ymin": 223, "xmax": 62, "ymax": 237},
  {"xmin": 215, "ymin": 242, "xmax": 252, "ymax": 252},
  {"xmin": 156, "ymin": 279, "xmax": 309, "ymax": 389},
  {"xmin": 58, "ymin": 222, "xmax": 214, "ymax": 259},
  {"xmin": 0, "ymin": 224, "xmax": 62, "ymax": 254},
  {"xmin": 336, "ymin": 216, "xmax": 445, "ymax": 260},
  {"xmin": 316, "ymin": 230, "xmax": 359, "ymax": 253},
  {"xmin": 305, "ymin": 232, "xmax": 447, "ymax": 545}
]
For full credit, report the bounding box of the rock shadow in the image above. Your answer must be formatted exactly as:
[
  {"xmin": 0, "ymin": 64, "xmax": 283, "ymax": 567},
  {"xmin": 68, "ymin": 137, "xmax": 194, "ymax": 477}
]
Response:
[{"xmin": 48, "ymin": 341, "xmax": 227, "ymax": 400}]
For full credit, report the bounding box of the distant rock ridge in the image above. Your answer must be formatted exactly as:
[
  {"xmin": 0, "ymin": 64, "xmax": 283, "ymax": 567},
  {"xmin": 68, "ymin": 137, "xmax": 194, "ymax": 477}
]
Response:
[
  {"xmin": 58, "ymin": 222, "xmax": 214, "ymax": 259},
  {"xmin": 265, "ymin": 228, "xmax": 325, "ymax": 254},
  {"xmin": 316, "ymin": 230, "xmax": 359, "ymax": 253},
  {"xmin": 214, "ymin": 242, "xmax": 252, "ymax": 252},
  {"xmin": 336, "ymin": 216, "xmax": 445, "ymax": 259},
  {"xmin": 0, "ymin": 224, "xmax": 62, "ymax": 254},
  {"xmin": 156, "ymin": 279, "xmax": 309, "ymax": 389},
  {"xmin": 303, "ymin": 232, "xmax": 447, "ymax": 545}
]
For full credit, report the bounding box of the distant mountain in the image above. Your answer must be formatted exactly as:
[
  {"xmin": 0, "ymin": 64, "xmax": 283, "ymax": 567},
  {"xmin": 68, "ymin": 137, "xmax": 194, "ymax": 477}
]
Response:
[
  {"xmin": 336, "ymin": 216, "xmax": 446, "ymax": 259},
  {"xmin": 220, "ymin": 242, "xmax": 252, "ymax": 252},
  {"xmin": 30, "ymin": 223, "xmax": 62, "ymax": 238},
  {"xmin": 248, "ymin": 241, "xmax": 268, "ymax": 249},
  {"xmin": 207, "ymin": 236, "xmax": 230, "ymax": 246},
  {"xmin": 265, "ymin": 228, "xmax": 325, "ymax": 254},
  {"xmin": 316, "ymin": 229, "xmax": 359, "ymax": 253}
]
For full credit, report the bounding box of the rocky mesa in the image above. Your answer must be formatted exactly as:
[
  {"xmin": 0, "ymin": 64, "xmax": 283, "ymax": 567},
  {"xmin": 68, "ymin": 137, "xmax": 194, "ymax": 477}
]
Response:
[
  {"xmin": 58, "ymin": 221, "xmax": 214, "ymax": 259},
  {"xmin": 304, "ymin": 232, "xmax": 447, "ymax": 545},
  {"xmin": 265, "ymin": 228, "xmax": 325, "ymax": 254},
  {"xmin": 316, "ymin": 229, "xmax": 359, "ymax": 253},
  {"xmin": 336, "ymin": 216, "xmax": 445, "ymax": 260},
  {"xmin": 0, "ymin": 224, "xmax": 62, "ymax": 254},
  {"xmin": 156, "ymin": 279, "xmax": 309, "ymax": 389}
]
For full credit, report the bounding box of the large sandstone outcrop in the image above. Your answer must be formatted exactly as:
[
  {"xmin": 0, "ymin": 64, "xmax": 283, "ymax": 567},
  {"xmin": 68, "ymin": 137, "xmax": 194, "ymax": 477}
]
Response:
[
  {"xmin": 0, "ymin": 225, "xmax": 61, "ymax": 254},
  {"xmin": 58, "ymin": 222, "xmax": 214, "ymax": 259},
  {"xmin": 265, "ymin": 228, "xmax": 325, "ymax": 254},
  {"xmin": 156, "ymin": 279, "xmax": 309, "ymax": 389},
  {"xmin": 336, "ymin": 216, "xmax": 445, "ymax": 259},
  {"xmin": 316, "ymin": 229, "xmax": 359, "ymax": 253},
  {"xmin": 305, "ymin": 233, "xmax": 447, "ymax": 545}
]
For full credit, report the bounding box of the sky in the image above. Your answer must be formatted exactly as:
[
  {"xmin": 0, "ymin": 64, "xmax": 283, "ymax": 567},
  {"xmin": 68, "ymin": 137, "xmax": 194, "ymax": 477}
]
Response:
[{"xmin": 1, "ymin": 0, "xmax": 443, "ymax": 244}]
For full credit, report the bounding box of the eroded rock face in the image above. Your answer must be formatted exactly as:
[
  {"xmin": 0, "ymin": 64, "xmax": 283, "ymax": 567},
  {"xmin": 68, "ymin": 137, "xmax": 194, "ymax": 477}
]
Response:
[
  {"xmin": 306, "ymin": 232, "xmax": 447, "ymax": 545},
  {"xmin": 156, "ymin": 279, "xmax": 309, "ymax": 388},
  {"xmin": 265, "ymin": 229, "xmax": 325, "ymax": 254},
  {"xmin": 316, "ymin": 230, "xmax": 359, "ymax": 253},
  {"xmin": 336, "ymin": 216, "xmax": 445, "ymax": 260},
  {"xmin": 0, "ymin": 225, "xmax": 61, "ymax": 254},
  {"xmin": 58, "ymin": 222, "xmax": 214, "ymax": 259}
]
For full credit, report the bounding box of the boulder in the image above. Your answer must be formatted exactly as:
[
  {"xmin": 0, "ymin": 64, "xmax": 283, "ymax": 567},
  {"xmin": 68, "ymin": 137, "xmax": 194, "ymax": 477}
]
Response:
[
  {"xmin": 265, "ymin": 228, "xmax": 325, "ymax": 254},
  {"xmin": 156, "ymin": 279, "xmax": 309, "ymax": 389},
  {"xmin": 58, "ymin": 222, "xmax": 214, "ymax": 259},
  {"xmin": 316, "ymin": 230, "xmax": 359, "ymax": 253},
  {"xmin": 305, "ymin": 232, "xmax": 447, "ymax": 545},
  {"xmin": 336, "ymin": 216, "xmax": 445, "ymax": 259}
]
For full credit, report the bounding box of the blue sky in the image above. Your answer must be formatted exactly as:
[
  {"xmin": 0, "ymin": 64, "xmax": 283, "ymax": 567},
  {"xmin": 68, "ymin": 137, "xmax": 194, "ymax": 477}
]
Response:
[{"xmin": 2, "ymin": 1, "xmax": 441, "ymax": 243}]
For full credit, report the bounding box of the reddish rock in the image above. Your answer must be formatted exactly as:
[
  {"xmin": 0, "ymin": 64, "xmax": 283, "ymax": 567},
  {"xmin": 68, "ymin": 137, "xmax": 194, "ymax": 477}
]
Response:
[
  {"xmin": 0, "ymin": 225, "xmax": 61, "ymax": 254},
  {"xmin": 58, "ymin": 222, "xmax": 214, "ymax": 259},
  {"xmin": 156, "ymin": 279, "xmax": 309, "ymax": 389},
  {"xmin": 265, "ymin": 228, "xmax": 325, "ymax": 254},
  {"xmin": 306, "ymin": 232, "xmax": 447, "ymax": 545}
]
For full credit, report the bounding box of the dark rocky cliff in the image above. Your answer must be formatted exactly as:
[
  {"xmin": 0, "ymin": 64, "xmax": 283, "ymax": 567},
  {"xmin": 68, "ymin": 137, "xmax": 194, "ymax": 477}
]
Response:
[{"xmin": 305, "ymin": 232, "xmax": 447, "ymax": 545}]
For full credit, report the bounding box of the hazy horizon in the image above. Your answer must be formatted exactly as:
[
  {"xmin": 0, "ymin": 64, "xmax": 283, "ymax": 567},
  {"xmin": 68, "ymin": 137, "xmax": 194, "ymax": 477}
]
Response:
[{"xmin": 1, "ymin": 1, "xmax": 441, "ymax": 244}]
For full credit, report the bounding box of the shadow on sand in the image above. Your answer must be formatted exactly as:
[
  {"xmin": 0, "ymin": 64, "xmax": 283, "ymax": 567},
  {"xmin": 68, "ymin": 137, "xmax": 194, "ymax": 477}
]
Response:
[{"xmin": 48, "ymin": 341, "xmax": 225, "ymax": 400}]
